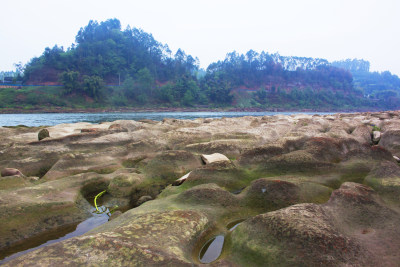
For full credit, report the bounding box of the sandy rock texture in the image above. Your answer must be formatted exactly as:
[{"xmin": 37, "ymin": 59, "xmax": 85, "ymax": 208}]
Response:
[{"xmin": 1, "ymin": 111, "xmax": 400, "ymax": 266}]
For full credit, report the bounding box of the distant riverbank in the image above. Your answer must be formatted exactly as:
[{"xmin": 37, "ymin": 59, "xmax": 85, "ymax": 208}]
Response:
[{"xmin": 0, "ymin": 106, "xmax": 382, "ymax": 115}]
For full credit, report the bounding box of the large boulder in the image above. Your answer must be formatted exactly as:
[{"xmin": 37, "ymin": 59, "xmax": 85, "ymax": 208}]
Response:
[
  {"xmin": 227, "ymin": 182, "xmax": 400, "ymax": 266},
  {"xmin": 379, "ymin": 129, "xmax": 400, "ymax": 154},
  {"xmin": 38, "ymin": 128, "xmax": 50, "ymax": 141}
]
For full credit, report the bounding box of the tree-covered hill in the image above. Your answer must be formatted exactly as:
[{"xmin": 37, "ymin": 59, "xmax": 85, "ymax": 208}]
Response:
[
  {"xmin": 202, "ymin": 50, "xmax": 366, "ymax": 109},
  {"xmin": 2, "ymin": 18, "xmax": 400, "ymax": 111},
  {"xmin": 205, "ymin": 50, "xmax": 354, "ymax": 92},
  {"xmin": 21, "ymin": 19, "xmax": 209, "ymax": 106},
  {"xmin": 332, "ymin": 59, "xmax": 400, "ymax": 109},
  {"xmin": 24, "ymin": 19, "xmax": 199, "ymax": 85}
]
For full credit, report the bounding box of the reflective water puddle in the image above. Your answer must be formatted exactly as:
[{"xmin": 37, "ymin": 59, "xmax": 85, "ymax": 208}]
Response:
[
  {"xmin": 0, "ymin": 191, "xmax": 125, "ymax": 264},
  {"xmin": 199, "ymin": 235, "xmax": 225, "ymax": 264},
  {"xmin": 197, "ymin": 220, "xmax": 244, "ymax": 264}
]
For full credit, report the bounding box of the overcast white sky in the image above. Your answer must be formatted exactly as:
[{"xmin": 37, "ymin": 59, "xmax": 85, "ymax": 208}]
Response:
[{"xmin": 1, "ymin": 0, "xmax": 399, "ymax": 75}]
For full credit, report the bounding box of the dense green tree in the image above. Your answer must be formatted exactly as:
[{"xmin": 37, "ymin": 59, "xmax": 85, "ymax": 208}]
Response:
[
  {"xmin": 136, "ymin": 67, "xmax": 154, "ymax": 97},
  {"xmin": 82, "ymin": 75, "xmax": 105, "ymax": 100},
  {"xmin": 122, "ymin": 75, "xmax": 136, "ymax": 99},
  {"xmin": 157, "ymin": 83, "xmax": 175, "ymax": 103},
  {"xmin": 59, "ymin": 71, "xmax": 80, "ymax": 94},
  {"xmin": 202, "ymin": 72, "xmax": 233, "ymax": 104}
]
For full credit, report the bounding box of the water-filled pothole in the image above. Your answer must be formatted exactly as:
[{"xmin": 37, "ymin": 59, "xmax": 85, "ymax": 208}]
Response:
[
  {"xmin": 227, "ymin": 219, "xmax": 244, "ymax": 231},
  {"xmin": 231, "ymin": 187, "xmax": 245, "ymax": 194},
  {"xmin": 197, "ymin": 219, "xmax": 244, "ymax": 264},
  {"xmin": 0, "ymin": 206, "xmax": 109, "ymax": 264},
  {"xmin": 199, "ymin": 235, "xmax": 225, "ymax": 264},
  {"xmin": 0, "ymin": 191, "xmax": 128, "ymax": 264}
]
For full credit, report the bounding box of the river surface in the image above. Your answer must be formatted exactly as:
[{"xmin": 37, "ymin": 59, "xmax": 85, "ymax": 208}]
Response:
[{"xmin": 0, "ymin": 111, "xmax": 333, "ymax": 127}]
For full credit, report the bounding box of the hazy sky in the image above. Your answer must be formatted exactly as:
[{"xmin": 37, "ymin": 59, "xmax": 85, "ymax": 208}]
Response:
[{"xmin": 1, "ymin": 0, "xmax": 399, "ymax": 75}]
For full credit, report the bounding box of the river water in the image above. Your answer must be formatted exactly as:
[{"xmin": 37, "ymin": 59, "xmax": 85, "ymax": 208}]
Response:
[{"xmin": 0, "ymin": 111, "xmax": 333, "ymax": 127}]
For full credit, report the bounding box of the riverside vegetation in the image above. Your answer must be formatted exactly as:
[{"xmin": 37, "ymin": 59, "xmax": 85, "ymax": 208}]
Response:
[
  {"xmin": 1, "ymin": 111, "xmax": 400, "ymax": 266},
  {"xmin": 1, "ymin": 18, "xmax": 400, "ymax": 111}
]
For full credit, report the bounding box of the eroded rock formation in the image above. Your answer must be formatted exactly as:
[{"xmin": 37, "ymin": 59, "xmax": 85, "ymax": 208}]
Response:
[{"xmin": 1, "ymin": 112, "xmax": 400, "ymax": 266}]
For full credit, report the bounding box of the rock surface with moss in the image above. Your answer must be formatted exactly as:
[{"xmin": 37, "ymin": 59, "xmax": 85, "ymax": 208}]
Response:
[{"xmin": 1, "ymin": 111, "xmax": 400, "ymax": 266}]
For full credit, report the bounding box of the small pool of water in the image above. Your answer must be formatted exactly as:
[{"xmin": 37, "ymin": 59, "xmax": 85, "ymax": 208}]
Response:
[
  {"xmin": 231, "ymin": 187, "xmax": 245, "ymax": 195},
  {"xmin": 227, "ymin": 220, "xmax": 244, "ymax": 231},
  {"xmin": 197, "ymin": 219, "xmax": 245, "ymax": 264},
  {"xmin": 0, "ymin": 190, "xmax": 125, "ymax": 264},
  {"xmin": 0, "ymin": 206, "xmax": 110, "ymax": 264},
  {"xmin": 199, "ymin": 235, "xmax": 225, "ymax": 264}
]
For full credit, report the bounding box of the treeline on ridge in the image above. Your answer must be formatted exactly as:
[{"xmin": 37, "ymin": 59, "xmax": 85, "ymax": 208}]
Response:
[{"xmin": 8, "ymin": 18, "xmax": 400, "ymax": 110}]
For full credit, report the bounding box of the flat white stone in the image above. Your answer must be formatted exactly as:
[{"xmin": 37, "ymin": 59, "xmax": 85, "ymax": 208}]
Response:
[
  {"xmin": 173, "ymin": 172, "xmax": 192, "ymax": 186},
  {"xmin": 201, "ymin": 153, "xmax": 230, "ymax": 164},
  {"xmin": 372, "ymin": 131, "xmax": 381, "ymax": 142}
]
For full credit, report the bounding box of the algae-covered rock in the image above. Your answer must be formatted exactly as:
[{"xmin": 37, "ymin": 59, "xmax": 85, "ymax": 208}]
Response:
[
  {"xmin": 238, "ymin": 145, "xmax": 284, "ymax": 166},
  {"xmin": 229, "ymin": 203, "xmax": 369, "ymax": 266},
  {"xmin": 178, "ymin": 183, "xmax": 239, "ymax": 207},
  {"xmin": 107, "ymin": 173, "xmax": 143, "ymax": 197},
  {"xmin": 38, "ymin": 128, "xmax": 49, "ymax": 141},
  {"xmin": 364, "ymin": 161, "xmax": 400, "ymax": 204},
  {"xmin": 0, "ymin": 175, "xmax": 29, "ymax": 190},
  {"xmin": 182, "ymin": 160, "xmax": 245, "ymax": 191},
  {"xmin": 0, "ymin": 171, "xmax": 116, "ymax": 250},
  {"xmin": 241, "ymin": 179, "xmax": 300, "ymax": 210},
  {"xmin": 4, "ymin": 210, "xmax": 209, "ymax": 266},
  {"xmin": 3, "ymin": 112, "xmax": 400, "ymax": 266},
  {"xmin": 144, "ymin": 150, "xmax": 202, "ymax": 180},
  {"xmin": 226, "ymin": 182, "xmax": 400, "ymax": 266},
  {"xmin": 136, "ymin": 195, "xmax": 152, "ymax": 206}
]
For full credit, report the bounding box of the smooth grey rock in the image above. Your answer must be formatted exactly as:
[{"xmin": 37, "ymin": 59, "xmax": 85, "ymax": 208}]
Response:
[{"xmin": 1, "ymin": 168, "xmax": 24, "ymax": 177}]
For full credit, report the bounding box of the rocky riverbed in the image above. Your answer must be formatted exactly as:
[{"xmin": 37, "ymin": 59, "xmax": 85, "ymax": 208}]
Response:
[{"xmin": 1, "ymin": 112, "xmax": 400, "ymax": 266}]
